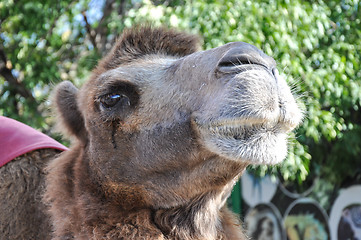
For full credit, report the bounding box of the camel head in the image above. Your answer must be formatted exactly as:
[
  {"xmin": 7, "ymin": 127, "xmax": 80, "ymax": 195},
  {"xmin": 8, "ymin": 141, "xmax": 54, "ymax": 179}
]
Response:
[{"xmin": 53, "ymin": 27, "xmax": 302, "ymax": 212}]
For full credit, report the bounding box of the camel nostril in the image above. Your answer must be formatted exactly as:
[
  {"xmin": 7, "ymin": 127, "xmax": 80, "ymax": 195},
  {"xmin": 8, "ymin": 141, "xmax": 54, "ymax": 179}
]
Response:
[
  {"xmin": 217, "ymin": 53, "xmax": 268, "ymax": 74},
  {"xmin": 216, "ymin": 42, "xmax": 277, "ymax": 74},
  {"xmin": 272, "ymin": 68, "xmax": 279, "ymax": 83},
  {"xmin": 218, "ymin": 54, "xmax": 254, "ymax": 68},
  {"xmin": 216, "ymin": 45, "xmax": 272, "ymax": 73}
]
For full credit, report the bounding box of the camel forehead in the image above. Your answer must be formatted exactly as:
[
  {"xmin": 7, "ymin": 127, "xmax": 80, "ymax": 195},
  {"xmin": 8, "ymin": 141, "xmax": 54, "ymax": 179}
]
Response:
[
  {"xmin": 94, "ymin": 56, "xmax": 178, "ymax": 88},
  {"xmin": 92, "ymin": 43, "xmax": 227, "ymax": 90},
  {"xmin": 92, "ymin": 41, "xmax": 271, "ymax": 90}
]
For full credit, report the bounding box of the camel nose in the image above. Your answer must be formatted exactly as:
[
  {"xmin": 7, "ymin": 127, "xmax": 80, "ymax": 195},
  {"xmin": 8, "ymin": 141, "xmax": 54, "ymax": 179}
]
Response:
[{"xmin": 216, "ymin": 42, "xmax": 276, "ymax": 74}]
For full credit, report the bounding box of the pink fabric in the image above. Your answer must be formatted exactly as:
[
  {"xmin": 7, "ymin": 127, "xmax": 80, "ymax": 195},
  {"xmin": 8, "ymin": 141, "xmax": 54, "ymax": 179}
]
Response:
[{"xmin": 0, "ymin": 116, "xmax": 68, "ymax": 167}]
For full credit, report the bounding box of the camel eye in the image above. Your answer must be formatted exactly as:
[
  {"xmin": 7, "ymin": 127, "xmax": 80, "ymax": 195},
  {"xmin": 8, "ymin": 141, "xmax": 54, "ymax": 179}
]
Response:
[{"xmin": 100, "ymin": 93, "xmax": 130, "ymax": 109}]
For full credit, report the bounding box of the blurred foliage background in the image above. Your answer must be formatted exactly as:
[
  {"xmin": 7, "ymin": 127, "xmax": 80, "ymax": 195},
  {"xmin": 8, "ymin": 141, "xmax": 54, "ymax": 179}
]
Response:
[{"xmin": 1, "ymin": 0, "xmax": 360, "ymax": 198}]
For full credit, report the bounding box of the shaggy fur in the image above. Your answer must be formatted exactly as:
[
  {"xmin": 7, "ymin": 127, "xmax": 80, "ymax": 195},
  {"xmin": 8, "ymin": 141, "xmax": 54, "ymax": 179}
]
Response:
[
  {"xmin": 0, "ymin": 149, "xmax": 60, "ymax": 240},
  {"xmin": 98, "ymin": 26, "xmax": 201, "ymax": 71}
]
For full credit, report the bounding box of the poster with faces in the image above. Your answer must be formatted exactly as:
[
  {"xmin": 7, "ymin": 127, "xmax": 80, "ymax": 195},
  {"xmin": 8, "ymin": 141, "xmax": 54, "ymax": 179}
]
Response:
[{"xmin": 241, "ymin": 172, "xmax": 361, "ymax": 240}]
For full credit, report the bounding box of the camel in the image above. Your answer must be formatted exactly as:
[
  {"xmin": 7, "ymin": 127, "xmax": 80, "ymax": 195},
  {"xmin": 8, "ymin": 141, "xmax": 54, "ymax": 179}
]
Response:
[{"xmin": 0, "ymin": 26, "xmax": 302, "ymax": 240}]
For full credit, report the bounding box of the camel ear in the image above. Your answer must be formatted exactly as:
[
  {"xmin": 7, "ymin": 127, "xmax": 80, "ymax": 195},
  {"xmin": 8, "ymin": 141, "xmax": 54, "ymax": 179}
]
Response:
[{"xmin": 53, "ymin": 81, "xmax": 87, "ymax": 142}]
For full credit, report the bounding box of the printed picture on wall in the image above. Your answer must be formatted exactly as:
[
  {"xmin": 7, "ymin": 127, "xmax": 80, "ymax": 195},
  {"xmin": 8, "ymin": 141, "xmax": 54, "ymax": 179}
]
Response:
[
  {"xmin": 244, "ymin": 203, "xmax": 286, "ymax": 240},
  {"xmin": 284, "ymin": 199, "xmax": 330, "ymax": 240}
]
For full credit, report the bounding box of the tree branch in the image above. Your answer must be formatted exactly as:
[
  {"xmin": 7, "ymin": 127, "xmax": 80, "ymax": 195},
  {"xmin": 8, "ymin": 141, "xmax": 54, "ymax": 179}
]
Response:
[
  {"xmin": 118, "ymin": 0, "xmax": 127, "ymax": 17},
  {"xmin": 82, "ymin": 11, "xmax": 99, "ymax": 52},
  {"xmin": 0, "ymin": 47, "xmax": 36, "ymax": 102},
  {"xmin": 96, "ymin": 0, "xmax": 116, "ymax": 54},
  {"xmin": 96, "ymin": 0, "xmax": 115, "ymax": 36},
  {"xmin": 23, "ymin": 1, "xmax": 78, "ymax": 66}
]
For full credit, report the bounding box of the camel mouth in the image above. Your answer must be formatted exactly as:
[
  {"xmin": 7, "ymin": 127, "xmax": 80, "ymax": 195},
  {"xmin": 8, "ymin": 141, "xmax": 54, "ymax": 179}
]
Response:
[
  {"xmin": 195, "ymin": 118, "xmax": 291, "ymax": 164},
  {"xmin": 208, "ymin": 122, "xmax": 277, "ymax": 141},
  {"xmin": 198, "ymin": 118, "xmax": 281, "ymax": 141},
  {"xmin": 197, "ymin": 115, "xmax": 298, "ymax": 137}
]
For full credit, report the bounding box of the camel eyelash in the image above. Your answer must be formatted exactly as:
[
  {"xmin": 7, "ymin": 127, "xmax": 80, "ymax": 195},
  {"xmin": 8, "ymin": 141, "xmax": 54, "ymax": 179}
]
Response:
[
  {"xmin": 95, "ymin": 81, "xmax": 140, "ymax": 110},
  {"xmin": 98, "ymin": 93, "xmax": 131, "ymax": 109}
]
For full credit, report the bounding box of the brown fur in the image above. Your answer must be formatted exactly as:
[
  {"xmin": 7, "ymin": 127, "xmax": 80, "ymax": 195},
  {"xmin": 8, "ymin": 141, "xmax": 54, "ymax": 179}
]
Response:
[
  {"xmin": 98, "ymin": 26, "xmax": 201, "ymax": 71},
  {"xmin": 0, "ymin": 149, "xmax": 60, "ymax": 240},
  {"xmin": 1, "ymin": 26, "xmax": 302, "ymax": 240}
]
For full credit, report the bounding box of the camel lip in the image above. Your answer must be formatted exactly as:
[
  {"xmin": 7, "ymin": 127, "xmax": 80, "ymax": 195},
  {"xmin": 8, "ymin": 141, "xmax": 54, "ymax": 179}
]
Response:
[
  {"xmin": 208, "ymin": 123, "xmax": 277, "ymax": 142},
  {"xmin": 195, "ymin": 116, "xmax": 297, "ymax": 140},
  {"xmin": 195, "ymin": 118, "xmax": 289, "ymax": 164},
  {"xmin": 203, "ymin": 117, "xmax": 272, "ymax": 128},
  {"xmin": 195, "ymin": 117, "xmax": 276, "ymax": 130}
]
